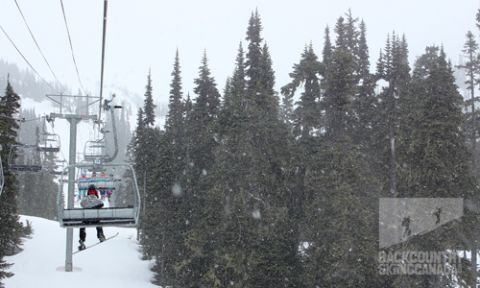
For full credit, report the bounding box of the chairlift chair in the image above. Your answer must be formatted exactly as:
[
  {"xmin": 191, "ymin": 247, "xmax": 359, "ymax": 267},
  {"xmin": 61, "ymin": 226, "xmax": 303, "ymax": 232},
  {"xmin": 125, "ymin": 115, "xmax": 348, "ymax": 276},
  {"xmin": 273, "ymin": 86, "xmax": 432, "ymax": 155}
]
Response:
[
  {"xmin": 58, "ymin": 163, "xmax": 140, "ymax": 227},
  {"xmin": 50, "ymin": 170, "xmax": 63, "ymax": 176},
  {"xmin": 7, "ymin": 144, "xmax": 43, "ymax": 172},
  {"xmin": 37, "ymin": 133, "xmax": 61, "ymax": 153},
  {"xmin": 83, "ymin": 139, "xmax": 107, "ymax": 162},
  {"xmin": 49, "ymin": 159, "xmax": 66, "ymax": 176}
]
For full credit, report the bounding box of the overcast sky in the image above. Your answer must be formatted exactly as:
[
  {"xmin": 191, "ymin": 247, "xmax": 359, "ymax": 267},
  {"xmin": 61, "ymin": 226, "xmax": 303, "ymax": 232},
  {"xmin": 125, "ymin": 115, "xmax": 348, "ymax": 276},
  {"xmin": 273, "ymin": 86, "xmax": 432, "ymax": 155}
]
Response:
[{"xmin": 0, "ymin": 0, "xmax": 479, "ymax": 107}]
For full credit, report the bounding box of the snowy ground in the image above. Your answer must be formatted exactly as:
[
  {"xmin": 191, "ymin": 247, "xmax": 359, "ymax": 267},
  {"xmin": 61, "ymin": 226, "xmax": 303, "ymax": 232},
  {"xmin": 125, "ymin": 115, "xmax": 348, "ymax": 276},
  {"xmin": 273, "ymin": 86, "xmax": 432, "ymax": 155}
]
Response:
[{"xmin": 4, "ymin": 215, "xmax": 157, "ymax": 288}]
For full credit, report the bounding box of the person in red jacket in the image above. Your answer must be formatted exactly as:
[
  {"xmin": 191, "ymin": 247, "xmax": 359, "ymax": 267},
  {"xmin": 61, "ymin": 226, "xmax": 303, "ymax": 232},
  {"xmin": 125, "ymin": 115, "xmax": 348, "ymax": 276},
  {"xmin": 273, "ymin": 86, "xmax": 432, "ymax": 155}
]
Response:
[{"xmin": 78, "ymin": 185, "xmax": 106, "ymax": 250}]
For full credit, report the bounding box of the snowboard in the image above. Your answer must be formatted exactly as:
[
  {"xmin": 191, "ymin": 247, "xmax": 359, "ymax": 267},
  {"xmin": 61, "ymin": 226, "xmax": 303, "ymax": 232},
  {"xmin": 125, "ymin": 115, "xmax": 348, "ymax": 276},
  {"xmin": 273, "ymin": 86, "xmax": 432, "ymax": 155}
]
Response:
[{"xmin": 73, "ymin": 232, "xmax": 119, "ymax": 254}]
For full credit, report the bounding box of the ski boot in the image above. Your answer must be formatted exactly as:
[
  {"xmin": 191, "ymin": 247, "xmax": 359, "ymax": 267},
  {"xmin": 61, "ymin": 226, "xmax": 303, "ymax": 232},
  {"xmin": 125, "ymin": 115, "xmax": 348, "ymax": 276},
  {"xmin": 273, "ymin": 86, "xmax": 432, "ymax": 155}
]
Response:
[
  {"xmin": 98, "ymin": 234, "xmax": 106, "ymax": 242},
  {"xmin": 78, "ymin": 240, "xmax": 86, "ymax": 251}
]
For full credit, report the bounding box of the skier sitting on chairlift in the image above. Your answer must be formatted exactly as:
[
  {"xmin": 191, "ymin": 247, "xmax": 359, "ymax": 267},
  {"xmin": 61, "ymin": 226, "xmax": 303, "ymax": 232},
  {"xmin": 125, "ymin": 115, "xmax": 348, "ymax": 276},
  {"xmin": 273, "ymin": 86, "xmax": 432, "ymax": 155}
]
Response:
[{"xmin": 78, "ymin": 184, "xmax": 106, "ymax": 251}]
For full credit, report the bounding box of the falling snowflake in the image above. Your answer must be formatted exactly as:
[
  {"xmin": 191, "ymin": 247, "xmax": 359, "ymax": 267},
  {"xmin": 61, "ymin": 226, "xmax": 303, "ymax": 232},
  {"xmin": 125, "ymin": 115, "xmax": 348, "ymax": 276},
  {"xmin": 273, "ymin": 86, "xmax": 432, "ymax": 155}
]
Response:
[
  {"xmin": 172, "ymin": 183, "xmax": 183, "ymax": 197},
  {"xmin": 252, "ymin": 209, "xmax": 261, "ymax": 220}
]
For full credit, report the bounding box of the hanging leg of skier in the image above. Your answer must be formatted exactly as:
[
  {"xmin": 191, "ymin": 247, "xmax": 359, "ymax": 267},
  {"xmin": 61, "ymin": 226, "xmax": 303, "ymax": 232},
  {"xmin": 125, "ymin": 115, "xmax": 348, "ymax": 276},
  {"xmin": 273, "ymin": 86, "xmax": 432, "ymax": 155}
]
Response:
[
  {"xmin": 97, "ymin": 227, "xmax": 106, "ymax": 242},
  {"xmin": 79, "ymin": 226, "xmax": 106, "ymax": 250},
  {"xmin": 79, "ymin": 228, "xmax": 86, "ymax": 250}
]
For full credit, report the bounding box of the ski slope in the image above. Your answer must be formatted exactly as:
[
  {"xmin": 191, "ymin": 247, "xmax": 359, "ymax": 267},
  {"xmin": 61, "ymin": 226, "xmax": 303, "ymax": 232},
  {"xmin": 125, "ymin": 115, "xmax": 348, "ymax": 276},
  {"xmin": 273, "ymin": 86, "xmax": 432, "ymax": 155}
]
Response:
[{"xmin": 4, "ymin": 215, "xmax": 156, "ymax": 288}]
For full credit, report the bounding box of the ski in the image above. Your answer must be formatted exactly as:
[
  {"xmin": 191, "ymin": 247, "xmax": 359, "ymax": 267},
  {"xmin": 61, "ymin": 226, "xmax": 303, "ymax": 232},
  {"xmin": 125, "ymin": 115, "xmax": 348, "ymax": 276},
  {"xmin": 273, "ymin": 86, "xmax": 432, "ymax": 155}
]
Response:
[{"xmin": 73, "ymin": 232, "xmax": 120, "ymax": 254}]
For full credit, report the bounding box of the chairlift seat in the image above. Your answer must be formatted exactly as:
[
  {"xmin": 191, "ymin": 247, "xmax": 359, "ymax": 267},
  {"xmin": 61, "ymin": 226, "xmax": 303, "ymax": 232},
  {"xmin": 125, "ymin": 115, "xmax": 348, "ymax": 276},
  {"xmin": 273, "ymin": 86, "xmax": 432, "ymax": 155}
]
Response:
[
  {"xmin": 86, "ymin": 166, "xmax": 107, "ymax": 172},
  {"xmin": 37, "ymin": 147, "xmax": 60, "ymax": 153},
  {"xmin": 9, "ymin": 164, "xmax": 43, "ymax": 172},
  {"xmin": 84, "ymin": 155, "xmax": 106, "ymax": 161},
  {"xmin": 60, "ymin": 207, "xmax": 137, "ymax": 227}
]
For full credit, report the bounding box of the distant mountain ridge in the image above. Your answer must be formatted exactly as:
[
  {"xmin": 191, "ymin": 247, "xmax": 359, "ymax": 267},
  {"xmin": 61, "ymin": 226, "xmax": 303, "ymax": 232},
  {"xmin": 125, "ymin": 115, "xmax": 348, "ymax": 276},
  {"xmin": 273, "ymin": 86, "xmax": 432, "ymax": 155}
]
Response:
[{"xmin": 0, "ymin": 59, "xmax": 68, "ymax": 101}]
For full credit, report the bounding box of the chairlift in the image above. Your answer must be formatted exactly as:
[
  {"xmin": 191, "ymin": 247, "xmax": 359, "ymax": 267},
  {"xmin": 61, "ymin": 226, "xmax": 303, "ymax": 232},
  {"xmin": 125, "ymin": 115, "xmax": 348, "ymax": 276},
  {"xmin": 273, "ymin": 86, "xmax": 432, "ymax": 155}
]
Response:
[
  {"xmin": 48, "ymin": 159, "xmax": 66, "ymax": 176},
  {"xmin": 7, "ymin": 144, "xmax": 43, "ymax": 172},
  {"xmin": 37, "ymin": 132, "xmax": 61, "ymax": 153},
  {"xmin": 57, "ymin": 163, "xmax": 140, "ymax": 227},
  {"xmin": 83, "ymin": 139, "xmax": 107, "ymax": 162}
]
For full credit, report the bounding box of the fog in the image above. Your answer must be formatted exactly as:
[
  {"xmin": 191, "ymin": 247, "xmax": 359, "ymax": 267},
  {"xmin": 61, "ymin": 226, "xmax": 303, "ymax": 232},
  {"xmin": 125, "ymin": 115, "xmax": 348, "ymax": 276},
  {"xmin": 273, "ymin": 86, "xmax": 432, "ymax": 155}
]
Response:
[{"xmin": 0, "ymin": 0, "xmax": 477, "ymax": 103}]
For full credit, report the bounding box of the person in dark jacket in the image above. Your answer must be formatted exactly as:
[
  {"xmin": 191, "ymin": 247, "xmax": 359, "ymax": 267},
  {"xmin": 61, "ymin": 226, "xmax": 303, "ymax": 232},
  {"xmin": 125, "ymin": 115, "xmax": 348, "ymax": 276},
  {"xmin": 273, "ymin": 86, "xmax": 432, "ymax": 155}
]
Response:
[{"xmin": 78, "ymin": 184, "xmax": 106, "ymax": 250}]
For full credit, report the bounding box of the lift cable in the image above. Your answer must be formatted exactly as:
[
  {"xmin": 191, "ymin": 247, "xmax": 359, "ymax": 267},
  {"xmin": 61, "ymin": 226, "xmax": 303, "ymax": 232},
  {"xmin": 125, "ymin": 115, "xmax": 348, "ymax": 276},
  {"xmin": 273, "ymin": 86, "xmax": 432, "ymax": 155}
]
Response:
[
  {"xmin": 0, "ymin": 114, "xmax": 46, "ymax": 123},
  {"xmin": 14, "ymin": 0, "xmax": 61, "ymax": 87},
  {"xmin": 22, "ymin": 115, "xmax": 45, "ymax": 122},
  {"xmin": 59, "ymin": 0, "xmax": 85, "ymax": 95},
  {"xmin": 0, "ymin": 24, "xmax": 54, "ymax": 90},
  {"xmin": 98, "ymin": 0, "xmax": 108, "ymax": 123}
]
